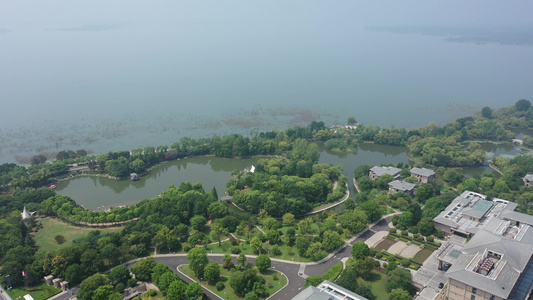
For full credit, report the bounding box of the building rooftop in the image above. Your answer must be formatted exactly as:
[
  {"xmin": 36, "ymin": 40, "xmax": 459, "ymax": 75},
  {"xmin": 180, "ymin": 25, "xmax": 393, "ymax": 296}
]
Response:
[
  {"xmin": 369, "ymin": 166, "xmax": 401, "ymax": 178},
  {"xmin": 410, "ymin": 167, "xmax": 435, "ymax": 177},
  {"xmin": 433, "ymin": 191, "xmax": 518, "ymax": 235},
  {"xmin": 524, "ymin": 174, "xmax": 533, "ymax": 181},
  {"xmin": 292, "ymin": 280, "xmax": 369, "ymax": 300},
  {"xmin": 388, "ymin": 180, "xmax": 416, "ymax": 192},
  {"xmin": 446, "ymin": 229, "xmax": 533, "ymax": 299}
]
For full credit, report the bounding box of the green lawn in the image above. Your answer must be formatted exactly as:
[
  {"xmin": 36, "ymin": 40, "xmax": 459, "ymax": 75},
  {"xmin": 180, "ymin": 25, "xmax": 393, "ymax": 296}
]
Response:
[
  {"xmin": 357, "ymin": 269, "xmax": 389, "ymax": 300},
  {"xmin": 6, "ymin": 283, "xmax": 62, "ymax": 300},
  {"xmin": 33, "ymin": 217, "xmax": 122, "ymax": 252},
  {"xmin": 180, "ymin": 264, "xmax": 287, "ymax": 300}
]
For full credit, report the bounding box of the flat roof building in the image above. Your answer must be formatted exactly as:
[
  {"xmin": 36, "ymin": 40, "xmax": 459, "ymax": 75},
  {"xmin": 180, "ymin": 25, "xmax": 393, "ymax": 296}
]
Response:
[
  {"xmin": 292, "ymin": 280, "xmax": 369, "ymax": 300},
  {"xmin": 435, "ymin": 191, "xmax": 533, "ymax": 300}
]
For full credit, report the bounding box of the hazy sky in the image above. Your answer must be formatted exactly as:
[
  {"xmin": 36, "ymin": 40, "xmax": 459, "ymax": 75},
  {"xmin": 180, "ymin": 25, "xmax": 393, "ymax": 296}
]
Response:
[{"xmin": 1, "ymin": 1, "xmax": 532, "ymax": 27}]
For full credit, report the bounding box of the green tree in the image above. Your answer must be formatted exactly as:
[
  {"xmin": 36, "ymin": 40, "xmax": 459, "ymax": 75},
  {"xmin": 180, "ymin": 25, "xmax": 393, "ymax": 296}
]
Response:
[
  {"xmin": 64, "ymin": 264, "xmax": 83, "ymax": 286},
  {"xmin": 387, "ymin": 268, "xmax": 414, "ymax": 295},
  {"xmin": 109, "ymin": 265, "xmax": 131, "ymax": 285},
  {"xmin": 399, "ymin": 212, "xmax": 414, "ymax": 228},
  {"xmin": 129, "ymin": 159, "xmax": 146, "ymax": 174},
  {"xmin": 190, "ymin": 215, "xmax": 207, "ymax": 231},
  {"xmin": 131, "ymin": 257, "xmax": 157, "ymax": 281},
  {"xmin": 359, "ymin": 200, "xmax": 383, "ymax": 222},
  {"xmin": 237, "ymin": 253, "xmax": 247, "ymax": 267},
  {"xmin": 443, "ymin": 169, "xmax": 464, "ymax": 186},
  {"xmin": 306, "ymin": 242, "xmax": 323, "ymax": 261},
  {"xmin": 339, "ymin": 210, "xmax": 368, "ymax": 233},
  {"xmin": 347, "ymin": 116, "xmax": 357, "ymax": 125},
  {"xmin": 167, "ymin": 280, "xmax": 187, "ymax": 300},
  {"xmin": 516, "ymin": 99, "xmax": 531, "ymax": 111},
  {"xmin": 415, "ymin": 184, "xmax": 433, "ymax": 203},
  {"xmin": 351, "ymin": 241, "xmax": 370, "ymax": 260},
  {"xmin": 389, "ymin": 288, "xmax": 412, "ymax": 300},
  {"xmin": 295, "ymin": 236, "xmax": 312, "ymax": 256},
  {"xmin": 282, "ymin": 213, "xmax": 296, "ymax": 226},
  {"xmin": 211, "ymin": 219, "xmax": 229, "ymax": 246},
  {"xmin": 358, "ymin": 257, "xmax": 376, "ymax": 280},
  {"xmin": 265, "ymin": 229, "xmax": 281, "ymax": 245},
  {"xmin": 418, "ymin": 217, "xmax": 436, "ymax": 236},
  {"xmin": 481, "ymin": 106, "xmax": 493, "ymax": 118},
  {"xmin": 255, "ymin": 254, "xmax": 271, "ymax": 272},
  {"xmin": 322, "ymin": 230, "xmax": 344, "ymax": 252},
  {"xmin": 250, "ymin": 236, "xmax": 263, "ymax": 254},
  {"xmin": 151, "ymin": 263, "xmax": 172, "ymax": 285},
  {"xmin": 245, "ymin": 292, "xmax": 259, "ymax": 300},
  {"xmin": 158, "ymin": 272, "xmax": 181, "ymax": 293},
  {"xmin": 204, "ymin": 261, "xmax": 221, "ymax": 283},
  {"xmin": 186, "ymin": 283, "xmax": 203, "ymax": 299},
  {"xmin": 187, "ymin": 247, "xmax": 209, "ymax": 279},
  {"xmin": 93, "ymin": 286, "xmax": 122, "ymax": 300},
  {"xmin": 208, "ymin": 202, "xmax": 228, "ymax": 219},
  {"xmin": 77, "ymin": 274, "xmax": 110, "ymax": 300}
]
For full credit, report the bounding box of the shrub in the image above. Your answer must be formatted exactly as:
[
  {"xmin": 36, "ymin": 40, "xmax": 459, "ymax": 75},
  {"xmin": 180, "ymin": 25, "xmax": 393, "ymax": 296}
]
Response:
[
  {"xmin": 401, "ymin": 259, "xmax": 410, "ymax": 267},
  {"xmin": 389, "ymin": 228, "xmax": 397, "ymax": 233},
  {"xmin": 183, "ymin": 244, "xmax": 192, "ymax": 252},
  {"xmin": 401, "ymin": 231, "xmax": 409, "ymax": 237},
  {"xmin": 413, "ymin": 234, "xmax": 420, "ymax": 240},
  {"xmin": 426, "ymin": 236, "xmax": 434, "ymax": 243},
  {"xmin": 231, "ymin": 246, "xmax": 241, "ymax": 254},
  {"xmin": 375, "ymin": 252, "xmax": 383, "ymax": 259},
  {"xmin": 127, "ymin": 278, "xmax": 137, "ymax": 287},
  {"xmin": 148, "ymin": 289, "xmax": 157, "ymax": 296},
  {"xmin": 409, "ymin": 264, "xmax": 420, "ymax": 270},
  {"xmin": 55, "ymin": 234, "xmax": 66, "ymax": 244},
  {"xmin": 408, "ymin": 226, "xmax": 419, "ymax": 234},
  {"xmin": 435, "ymin": 230, "xmax": 444, "ymax": 239},
  {"xmin": 216, "ymin": 282, "xmax": 225, "ymax": 291}
]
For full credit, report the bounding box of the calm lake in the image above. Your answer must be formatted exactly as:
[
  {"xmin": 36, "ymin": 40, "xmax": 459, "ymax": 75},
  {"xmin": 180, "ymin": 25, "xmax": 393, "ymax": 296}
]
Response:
[
  {"xmin": 56, "ymin": 141, "xmax": 519, "ymax": 210},
  {"xmin": 57, "ymin": 144, "xmax": 410, "ymax": 209},
  {"xmin": 2, "ymin": 2, "xmax": 532, "ymax": 164}
]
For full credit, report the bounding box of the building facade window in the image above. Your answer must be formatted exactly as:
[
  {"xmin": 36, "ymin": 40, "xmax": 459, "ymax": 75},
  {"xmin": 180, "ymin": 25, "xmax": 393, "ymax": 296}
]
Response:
[
  {"xmin": 470, "ymin": 295, "xmax": 476, "ymax": 300},
  {"xmin": 472, "ymin": 288, "xmax": 477, "ymax": 294}
]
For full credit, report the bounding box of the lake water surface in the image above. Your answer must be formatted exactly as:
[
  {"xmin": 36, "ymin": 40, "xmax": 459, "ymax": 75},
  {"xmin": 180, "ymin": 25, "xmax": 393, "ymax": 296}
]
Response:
[
  {"xmin": 56, "ymin": 141, "xmax": 519, "ymax": 209},
  {"xmin": 1, "ymin": 2, "xmax": 532, "ymax": 164}
]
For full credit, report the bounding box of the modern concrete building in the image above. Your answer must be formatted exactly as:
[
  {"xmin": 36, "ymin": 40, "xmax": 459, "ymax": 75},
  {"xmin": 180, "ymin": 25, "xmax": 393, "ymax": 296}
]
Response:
[
  {"xmin": 433, "ymin": 191, "xmax": 533, "ymax": 299},
  {"xmin": 445, "ymin": 226, "xmax": 533, "ymax": 300},
  {"xmin": 388, "ymin": 180, "xmax": 416, "ymax": 195},
  {"xmin": 292, "ymin": 280, "xmax": 369, "ymax": 300},
  {"xmin": 410, "ymin": 167, "xmax": 435, "ymax": 183},
  {"xmin": 369, "ymin": 166, "xmax": 401, "ymax": 180},
  {"xmin": 432, "ymin": 191, "xmax": 518, "ymax": 237}
]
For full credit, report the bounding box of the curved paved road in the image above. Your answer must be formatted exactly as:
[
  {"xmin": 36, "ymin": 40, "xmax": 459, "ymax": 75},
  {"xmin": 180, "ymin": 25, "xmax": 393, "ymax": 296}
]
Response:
[{"xmin": 49, "ymin": 216, "xmax": 393, "ymax": 300}]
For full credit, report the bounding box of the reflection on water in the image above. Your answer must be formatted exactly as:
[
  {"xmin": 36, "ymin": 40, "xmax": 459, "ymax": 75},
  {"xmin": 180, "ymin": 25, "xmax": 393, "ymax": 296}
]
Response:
[
  {"xmin": 56, "ymin": 156, "xmax": 261, "ymax": 210},
  {"xmin": 55, "ymin": 142, "xmax": 518, "ymax": 210}
]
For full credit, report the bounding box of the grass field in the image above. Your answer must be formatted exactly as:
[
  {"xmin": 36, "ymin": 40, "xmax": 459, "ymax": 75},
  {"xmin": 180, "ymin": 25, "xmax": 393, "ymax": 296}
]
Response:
[
  {"xmin": 357, "ymin": 269, "xmax": 389, "ymax": 300},
  {"xmin": 6, "ymin": 283, "xmax": 61, "ymax": 300},
  {"xmin": 322, "ymin": 261, "xmax": 343, "ymax": 282},
  {"xmin": 180, "ymin": 264, "xmax": 287, "ymax": 300},
  {"xmin": 33, "ymin": 217, "xmax": 122, "ymax": 252}
]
